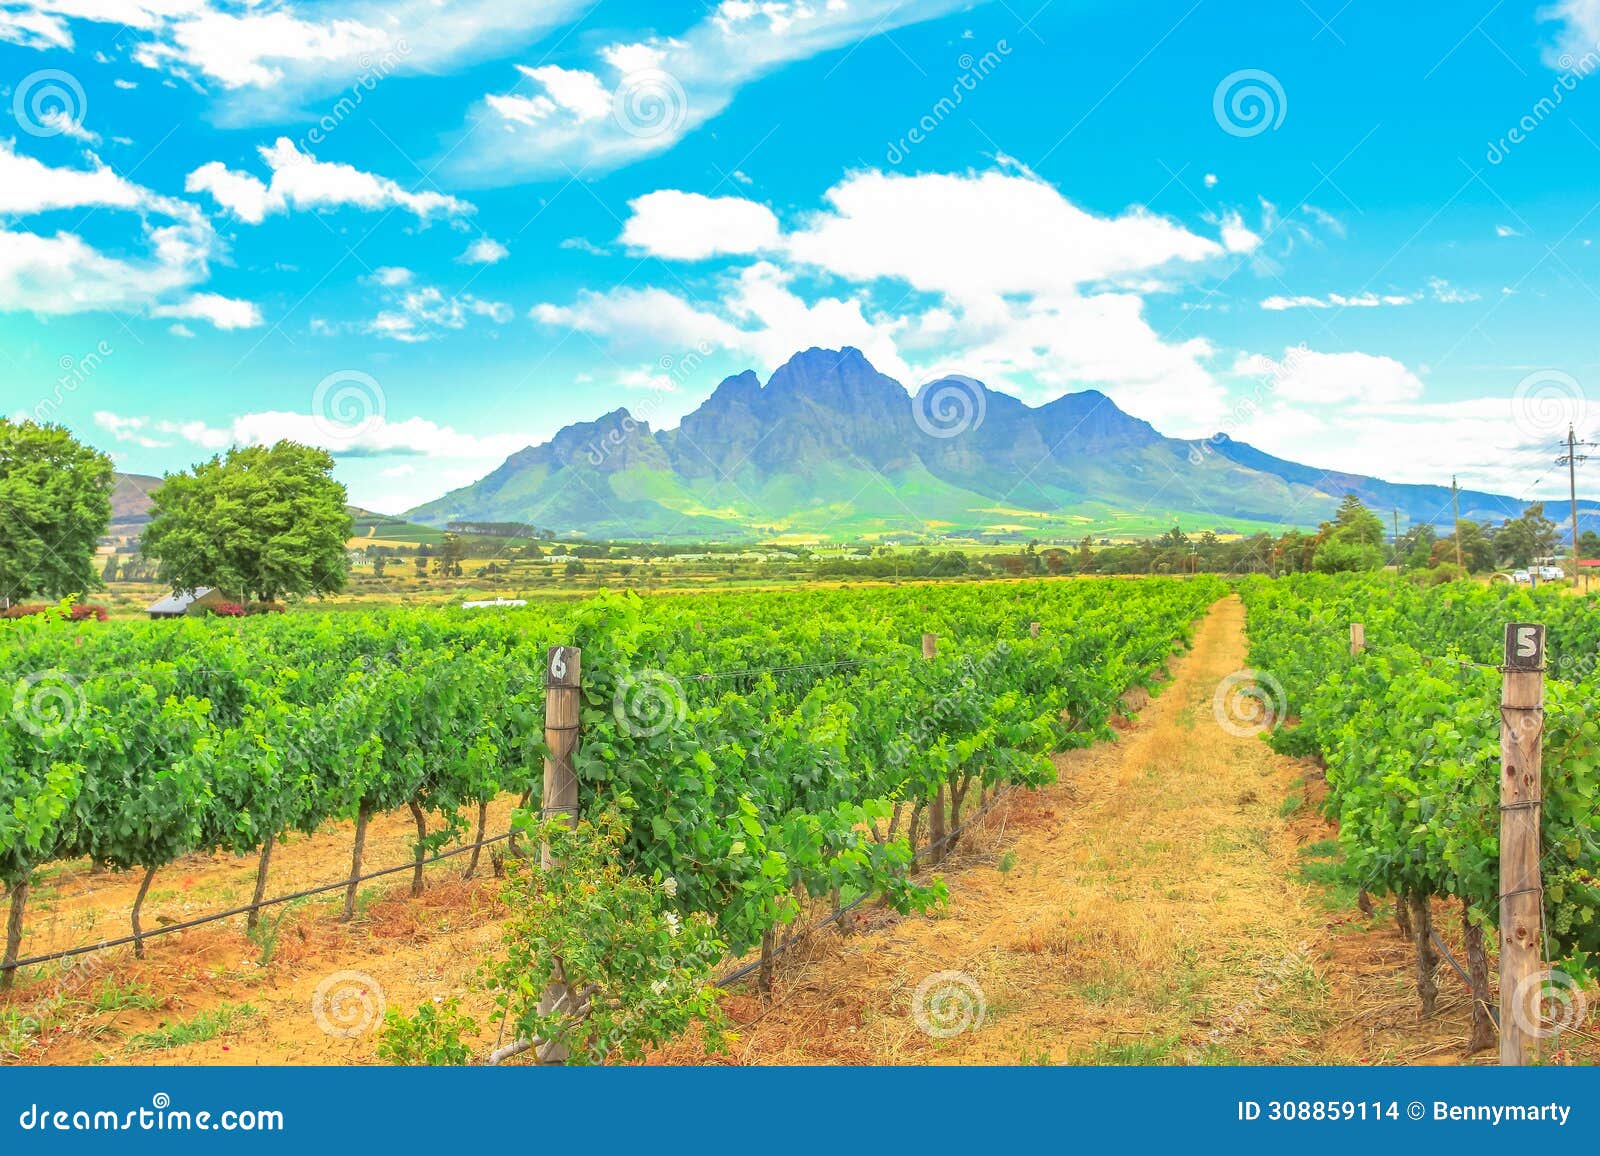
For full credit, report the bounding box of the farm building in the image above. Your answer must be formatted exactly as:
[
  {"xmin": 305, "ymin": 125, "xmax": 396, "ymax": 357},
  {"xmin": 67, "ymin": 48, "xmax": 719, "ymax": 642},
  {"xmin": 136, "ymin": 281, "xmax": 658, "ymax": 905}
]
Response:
[{"xmin": 147, "ymin": 587, "xmax": 225, "ymax": 619}]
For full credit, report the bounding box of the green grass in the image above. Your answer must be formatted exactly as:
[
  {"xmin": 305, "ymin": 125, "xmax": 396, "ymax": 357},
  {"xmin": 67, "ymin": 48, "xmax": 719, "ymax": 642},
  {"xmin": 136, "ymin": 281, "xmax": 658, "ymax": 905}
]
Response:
[
  {"xmin": 91, "ymin": 976, "xmax": 160, "ymax": 1013},
  {"xmin": 127, "ymin": 1003, "xmax": 256, "ymax": 1051},
  {"xmin": 1083, "ymin": 1033, "xmax": 1182, "ymax": 1064}
]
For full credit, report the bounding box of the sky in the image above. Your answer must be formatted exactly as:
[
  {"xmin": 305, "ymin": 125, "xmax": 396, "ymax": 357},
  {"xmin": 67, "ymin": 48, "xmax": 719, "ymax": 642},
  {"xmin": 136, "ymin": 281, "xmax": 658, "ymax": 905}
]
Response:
[{"xmin": 3, "ymin": 0, "xmax": 1600, "ymax": 515}]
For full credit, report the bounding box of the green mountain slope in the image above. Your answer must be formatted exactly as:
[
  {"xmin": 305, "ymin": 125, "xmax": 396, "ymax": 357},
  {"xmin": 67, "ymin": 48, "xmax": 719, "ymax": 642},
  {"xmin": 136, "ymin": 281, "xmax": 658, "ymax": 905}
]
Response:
[{"xmin": 403, "ymin": 348, "xmax": 1600, "ymax": 541}]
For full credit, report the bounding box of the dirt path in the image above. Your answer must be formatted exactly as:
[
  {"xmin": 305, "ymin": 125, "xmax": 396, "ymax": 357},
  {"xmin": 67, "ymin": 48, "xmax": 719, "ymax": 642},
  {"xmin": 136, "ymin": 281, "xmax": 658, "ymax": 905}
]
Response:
[{"xmin": 669, "ymin": 596, "xmax": 1501, "ymax": 1065}]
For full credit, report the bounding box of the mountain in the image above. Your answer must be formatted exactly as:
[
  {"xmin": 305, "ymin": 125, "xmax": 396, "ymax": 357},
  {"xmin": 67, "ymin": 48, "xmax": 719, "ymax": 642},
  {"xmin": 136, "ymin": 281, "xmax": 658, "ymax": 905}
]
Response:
[{"xmin": 403, "ymin": 347, "xmax": 1600, "ymax": 542}]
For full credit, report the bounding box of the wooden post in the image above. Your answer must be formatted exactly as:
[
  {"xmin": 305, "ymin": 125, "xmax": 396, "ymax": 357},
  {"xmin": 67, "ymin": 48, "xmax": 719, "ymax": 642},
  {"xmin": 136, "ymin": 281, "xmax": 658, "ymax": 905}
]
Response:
[
  {"xmin": 1499, "ymin": 622, "xmax": 1545, "ymax": 1067},
  {"xmin": 921, "ymin": 632, "xmax": 945, "ymax": 866},
  {"xmin": 537, "ymin": 645, "xmax": 581, "ymax": 1064},
  {"xmin": 1029, "ymin": 621, "xmax": 1040, "ymax": 638},
  {"xmin": 541, "ymin": 645, "xmax": 582, "ymax": 864}
]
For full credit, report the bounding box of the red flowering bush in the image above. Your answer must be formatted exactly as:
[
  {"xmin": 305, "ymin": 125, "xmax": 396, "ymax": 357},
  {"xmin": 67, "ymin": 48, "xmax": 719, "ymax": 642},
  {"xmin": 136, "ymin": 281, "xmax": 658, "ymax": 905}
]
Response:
[
  {"xmin": 208, "ymin": 602, "xmax": 246, "ymax": 617},
  {"xmin": 68, "ymin": 603, "xmax": 109, "ymax": 621},
  {"xmin": 1, "ymin": 604, "xmax": 48, "ymax": 619}
]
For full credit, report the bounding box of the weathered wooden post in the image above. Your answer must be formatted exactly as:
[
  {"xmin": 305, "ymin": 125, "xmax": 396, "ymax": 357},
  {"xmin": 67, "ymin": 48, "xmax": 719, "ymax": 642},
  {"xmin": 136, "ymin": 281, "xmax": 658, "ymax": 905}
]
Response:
[
  {"xmin": 1499, "ymin": 622, "xmax": 1545, "ymax": 1066},
  {"xmin": 541, "ymin": 645, "xmax": 582, "ymax": 865},
  {"xmin": 922, "ymin": 632, "xmax": 946, "ymax": 866},
  {"xmin": 536, "ymin": 644, "xmax": 581, "ymax": 1063}
]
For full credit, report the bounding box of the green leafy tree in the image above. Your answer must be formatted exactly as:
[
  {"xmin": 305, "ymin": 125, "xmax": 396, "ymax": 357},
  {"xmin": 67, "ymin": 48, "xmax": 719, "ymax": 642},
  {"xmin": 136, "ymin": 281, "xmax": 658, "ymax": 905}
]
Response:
[
  {"xmin": 142, "ymin": 441, "xmax": 353, "ymax": 602},
  {"xmin": 1432, "ymin": 519, "xmax": 1495, "ymax": 573},
  {"xmin": 1311, "ymin": 495, "xmax": 1386, "ymax": 572},
  {"xmin": 1579, "ymin": 529, "xmax": 1600, "ymax": 558},
  {"xmin": 1494, "ymin": 502, "xmax": 1560, "ymax": 568},
  {"xmin": 0, "ymin": 421, "xmax": 114, "ymax": 606}
]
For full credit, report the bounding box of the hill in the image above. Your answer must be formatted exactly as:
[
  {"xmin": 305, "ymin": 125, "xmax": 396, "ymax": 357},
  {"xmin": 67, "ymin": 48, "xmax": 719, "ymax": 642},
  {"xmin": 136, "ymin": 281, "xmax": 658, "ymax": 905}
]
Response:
[{"xmin": 403, "ymin": 347, "xmax": 1600, "ymax": 541}]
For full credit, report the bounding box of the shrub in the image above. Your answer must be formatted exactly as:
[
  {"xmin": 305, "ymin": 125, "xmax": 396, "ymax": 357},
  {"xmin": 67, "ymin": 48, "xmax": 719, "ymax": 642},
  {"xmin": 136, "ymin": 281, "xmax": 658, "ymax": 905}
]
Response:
[
  {"xmin": 68, "ymin": 603, "xmax": 109, "ymax": 621},
  {"xmin": 208, "ymin": 602, "xmax": 246, "ymax": 617},
  {"xmin": 245, "ymin": 601, "xmax": 286, "ymax": 616},
  {"xmin": 1, "ymin": 604, "xmax": 48, "ymax": 619}
]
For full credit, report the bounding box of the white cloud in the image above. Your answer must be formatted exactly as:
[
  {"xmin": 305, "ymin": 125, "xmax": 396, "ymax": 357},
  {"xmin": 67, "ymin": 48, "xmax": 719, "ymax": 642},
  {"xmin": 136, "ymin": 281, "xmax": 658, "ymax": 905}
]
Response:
[
  {"xmin": 458, "ymin": 236, "xmax": 509, "ymax": 264},
  {"xmin": 1541, "ymin": 1, "xmax": 1600, "ymax": 68},
  {"xmin": 1428, "ymin": 277, "xmax": 1480, "ymax": 303},
  {"xmin": 1203, "ymin": 172, "xmax": 1218, "ymax": 188},
  {"xmin": 151, "ymin": 291, "xmax": 263, "ymax": 329},
  {"xmin": 1232, "ymin": 394, "xmax": 1583, "ymax": 500},
  {"xmin": 1218, "ymin": 211, "xmax": 1260, "ymax": 254},
  {"xmin": 0, "ymin": 7, "xmax": 72, "ymax": 50},
  {"xmin": 542, "ymin": 163, "xmax": 1243, "ymax": 432},
  {"xmin": 1260, "ymin": 291, "xmax": 1419, "ymax": 310},
  {"xmin": 367, "ymin": 284, "xmax": 511, "ymax": 343},
  {"xmin": 1496, "ymin": 224, "xmax": 1520, "ymax": 237},
  {"xmin": 1232, "ymin": 348, "xmax": 1425, "ymax": 405},
  {"xmin": 96, "ymin": 407, "xmax": 531, "ymax": 459},
  {"xmin": 450, "ymin": 0, "xmax": 978, "ymax": 184},
  {"xmin": 371, "ymin": 266, "xmax": 413, "ymax": 287},
  {"xmin": 0, "ymin": 142, "xmax": 227, "ymax": 322},
  {"xmin": 5, "ymin": 2, "xmax": 591, "ymax": 125},
  {"xmin": 0, "ymin": 140, "xmax": 162, "ymax": 215},
  {"xmin": 168, "ymin": 322, "xmax": 196, "ymax": 338},
  {"xmin": 187, "ymin": 138, "xmax": 472, "ymax": 224},
  {"xmin": 784, "ymin": 165, "xmax": 1227, "ymax": 301},
  {"xmin": 620, "ymin": 190, "xmax": 781, "ymax": 260}
]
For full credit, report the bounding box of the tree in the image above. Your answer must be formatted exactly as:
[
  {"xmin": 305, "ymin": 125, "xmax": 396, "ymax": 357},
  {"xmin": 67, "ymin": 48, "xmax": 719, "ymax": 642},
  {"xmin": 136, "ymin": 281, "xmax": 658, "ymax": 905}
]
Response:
[
  {"xmin": 142, "ymin": 441, "xmax": 353, "ymax": 602},
  {"xmin": 1432, "ymin": 519, "xmax": 1495, "ymax": 573},
  {"xmin": 1311, "ymin": 495, "xmax": 1386, "ymax": 573},
  {"xmin": 0, "ymin": 420, "xmax": 114, "ymax": 606},
  {"xmin": 1579, "ymin": 529, "xmax": 1600, "ymax": 559},
  {"xmin": 1076, "ymin": 535, "xmax": 1096, "ymax": 574},
  {"xmin": 1494, "ymin": 503, "xmax": 1559, "ymax": 568},
  {"xmin": 1401, "ymin": 524, "xmax": 1438, "ymax": 570}
]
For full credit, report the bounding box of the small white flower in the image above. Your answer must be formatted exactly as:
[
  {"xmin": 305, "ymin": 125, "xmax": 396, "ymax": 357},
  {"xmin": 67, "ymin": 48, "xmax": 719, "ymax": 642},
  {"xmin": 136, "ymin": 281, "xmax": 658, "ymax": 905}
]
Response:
[
  {"xmin": 662, "ymin": 875, "xmax": 678, "ymax": 898},
  {"xmin": 650, "ymin": 978, "xmax": 669, "ymax": 997},
  {"xmin": 663, "ymin": 910, "xmax": 681, "ymax": 937}
]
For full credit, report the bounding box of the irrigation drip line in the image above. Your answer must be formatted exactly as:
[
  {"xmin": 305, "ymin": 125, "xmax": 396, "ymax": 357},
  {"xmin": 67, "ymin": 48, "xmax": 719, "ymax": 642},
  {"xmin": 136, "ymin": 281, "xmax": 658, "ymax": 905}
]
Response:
[
  {"xmin": 1428, "ymin": 928, "xmax": 1500, "ymax": 1029},
  {"xmin": 0, "ymin": 830, "xmax": 517, "ymax": 975}
]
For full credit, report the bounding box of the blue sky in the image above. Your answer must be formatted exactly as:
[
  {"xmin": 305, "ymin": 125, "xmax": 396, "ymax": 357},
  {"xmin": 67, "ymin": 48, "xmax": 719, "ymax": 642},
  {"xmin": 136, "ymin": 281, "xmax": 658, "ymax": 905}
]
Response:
[{"xmin": 3, "ymin": 0, "xmax": 1600, "ymax": 514}]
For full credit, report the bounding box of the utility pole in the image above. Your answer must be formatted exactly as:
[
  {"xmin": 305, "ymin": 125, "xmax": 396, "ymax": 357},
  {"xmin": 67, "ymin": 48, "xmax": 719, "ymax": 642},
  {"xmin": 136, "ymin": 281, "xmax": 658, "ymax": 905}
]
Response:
[
  {"xmin": 1557, "ymin": 425, "xmax": 1597, "ymax": 590},
  {"xmin": 1392, "ymin": 508, "xmax": 1401, "ymax": 568},
  {"xmin": 1452, "ymin": 476, "xmax": 1465, "ymax": 570}
]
